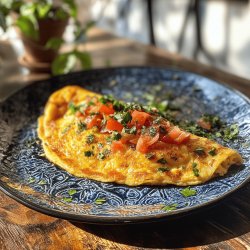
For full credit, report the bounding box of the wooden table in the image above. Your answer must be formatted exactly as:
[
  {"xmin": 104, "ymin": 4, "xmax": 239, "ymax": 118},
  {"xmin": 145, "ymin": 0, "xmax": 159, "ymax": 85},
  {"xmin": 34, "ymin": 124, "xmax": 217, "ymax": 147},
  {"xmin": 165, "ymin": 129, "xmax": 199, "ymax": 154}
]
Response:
[{"xmin": 0, "ymin": 27, "xmax": 249, "ymax": 250}]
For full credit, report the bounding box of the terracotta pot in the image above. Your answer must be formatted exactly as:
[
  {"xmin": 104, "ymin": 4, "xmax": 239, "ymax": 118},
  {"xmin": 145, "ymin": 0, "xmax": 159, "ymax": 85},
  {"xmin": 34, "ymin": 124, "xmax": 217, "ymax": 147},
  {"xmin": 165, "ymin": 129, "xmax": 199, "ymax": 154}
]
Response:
[{"xmin": 19, "ymin": 18, "xmax": 68, "ymax": 63}]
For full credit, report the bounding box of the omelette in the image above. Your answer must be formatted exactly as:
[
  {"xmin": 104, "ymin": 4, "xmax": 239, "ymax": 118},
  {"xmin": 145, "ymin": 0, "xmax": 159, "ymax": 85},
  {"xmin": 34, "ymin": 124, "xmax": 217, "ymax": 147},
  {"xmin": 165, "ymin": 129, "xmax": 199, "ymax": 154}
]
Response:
[{"xmin": 38, "ymin": 86, "xmax": 243, "ymax": 186}]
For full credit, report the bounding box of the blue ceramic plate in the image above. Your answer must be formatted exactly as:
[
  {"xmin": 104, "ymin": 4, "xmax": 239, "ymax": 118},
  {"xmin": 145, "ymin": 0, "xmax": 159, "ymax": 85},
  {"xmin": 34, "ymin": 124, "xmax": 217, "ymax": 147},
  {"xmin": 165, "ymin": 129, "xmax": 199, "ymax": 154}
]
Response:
[{"xmin": 0, "ymin": 67, "xmax": 249, "ymax": 224}]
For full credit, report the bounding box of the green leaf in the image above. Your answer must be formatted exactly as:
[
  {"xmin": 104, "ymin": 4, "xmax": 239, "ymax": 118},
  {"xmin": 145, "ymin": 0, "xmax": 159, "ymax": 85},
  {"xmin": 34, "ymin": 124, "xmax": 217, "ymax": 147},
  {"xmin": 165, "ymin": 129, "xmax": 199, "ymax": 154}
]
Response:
[
  {"xmin": 55, "ymin": 8, "xmax": 68, "ymax": 20},
  {"xmin": 52, "ymin": 52, "xmax": 76, "ymax": 75},
  {"xmin": 68, "ymin": 189, "xmax": 77, "ymax": 195},
  {"xmin": 74, "ymin": 51, "xmax": 92, "ymax": 69},
  {"xmin": 45, "ymin": 37, "xmax": 64, "ymax": 50},
  {"xmin": 180, "ymin": 187, "xmax": 197, "ymax": 197},
  {"xmin": 20, "ymin": 3, "xmax": 36, "ymax": 17},
  {"xmin": 0, "ymin": 9, "xmax": 7, "ymax": 31},
  {"xmin": 37, "ymin": 3, "xmax": 52, "ymax": 19},
  {"xmin": 63, "ymin": 0, "xmax": 77, "ymax": 19},
  {"xmin": 162, "ymin": 203, "xmax": 177, "ymax": 211},
  {"xmin": 16, "ymin": 16, "xmax": 38, "ymax": 40}
]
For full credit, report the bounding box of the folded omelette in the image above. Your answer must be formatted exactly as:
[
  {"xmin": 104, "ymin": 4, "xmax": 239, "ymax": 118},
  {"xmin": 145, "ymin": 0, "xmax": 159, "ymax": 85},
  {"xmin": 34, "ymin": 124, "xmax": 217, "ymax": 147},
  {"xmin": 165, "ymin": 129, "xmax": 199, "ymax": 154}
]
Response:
[{"xmin": 38, "ymin": 86, "xmax": 243, "ymax": 186}]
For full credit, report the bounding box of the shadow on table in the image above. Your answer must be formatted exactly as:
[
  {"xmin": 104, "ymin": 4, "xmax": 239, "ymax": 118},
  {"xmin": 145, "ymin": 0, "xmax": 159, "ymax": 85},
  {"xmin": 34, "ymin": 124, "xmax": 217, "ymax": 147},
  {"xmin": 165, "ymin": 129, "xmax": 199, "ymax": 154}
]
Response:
[{"xmin": 72, "ymin": 184, "xmax": 250, "ymax": 249}]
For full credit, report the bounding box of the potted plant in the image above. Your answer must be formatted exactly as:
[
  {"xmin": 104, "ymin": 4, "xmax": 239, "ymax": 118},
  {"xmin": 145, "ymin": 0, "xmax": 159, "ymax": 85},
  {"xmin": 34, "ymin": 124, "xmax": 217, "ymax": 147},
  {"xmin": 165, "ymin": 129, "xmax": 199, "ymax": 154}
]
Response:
[{"xmin": 0, "ymin": 0, "xmax": 93, "ymax": 74}]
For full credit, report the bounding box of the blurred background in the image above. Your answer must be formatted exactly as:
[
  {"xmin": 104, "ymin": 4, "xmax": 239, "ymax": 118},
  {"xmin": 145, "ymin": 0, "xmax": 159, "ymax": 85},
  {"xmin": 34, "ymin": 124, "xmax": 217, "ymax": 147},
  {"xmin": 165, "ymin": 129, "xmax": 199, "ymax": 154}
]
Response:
[
  {"xmin": 87, "ymin": 0, "xmax": 250, "ymax": 79},
  {"xmin": 0, "ymin": 0, "xmax": 250, "ymax": 99}
]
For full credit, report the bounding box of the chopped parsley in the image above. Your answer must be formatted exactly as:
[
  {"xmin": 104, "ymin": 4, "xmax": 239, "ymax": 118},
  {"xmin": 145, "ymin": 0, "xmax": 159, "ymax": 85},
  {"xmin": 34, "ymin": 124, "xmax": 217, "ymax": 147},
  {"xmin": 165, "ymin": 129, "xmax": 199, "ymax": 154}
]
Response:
[
  {"xmin": 114, "ymin": 111, "xmax": 132, "ymax": 126},
  {"xmin": 201, "ymin": 114, "xmax": 222, "ymax": 129},
  {"xmin": 208, "ymin": 147, "xmax": 217, "ymax": 156},
  {"xmin": 97, "ymin": 153, "xmax": 105, "ymax": 160},
  {"xmin": 192, "ymin": 162, "xmax": 199, "ymax": 177},
  {"xmin": 77, "ymin": 121, "xmax": 86, "ymax": 132},
  {"xmin": 194, "ymin": 147, "xmax": 205, "ymax": 156},
  {"xmin": 158, "ymin": 167, "xmax": 170, "ymax": 172},
  {"xmin": 68, "ymin": 102, "xmax": 78, "ymax": 114},
  {"xmin": 95, "ymin": 198, "xmax": 106, "ymax": 205},
  {"xmin": 88, "ymin": 101, "xmax": 95, "ymax": 106},
  {"xmin": 97, "ymin": 143, "xmax": 103, "ymax": 148},
  {"xmin": 157, "ymin": 158, "xmax": 167, "ymax": 164},
  {"xmin": 86, "ymin": 134, "xmax": 95, "ymax": 144},
  {"xmin": 149, "ymin": 127, "xmax": 157, "ymax": 137},
  {"xmin": 123, "ymin": 126, "xmax": 137, "ymax": 135},
  {"xmin": 84, "ymin": 151, "xmax": 94, "ymax": 157},
  {"xmin": 180, "ymin": 187, "xmax": 197, "ymax": 197},
  {"xmin": 106, "ymin": 136, "xmax": 113, "ymax": 144},
  {"xmin": 221, "ymin": 124, "xmax": 239, "ymax": 141},
  {"xmin": 145, "ymin": 152, "xmax": 155, "ymax": 159},
  {"xmin": 153, "ymin": 117, "xmax": 163, "ymax": 124},
  {"xmin": 99, "ymin": 95, "xmax": 114, "ymax": 104},
  {"xmin": 97, "ymin": 149, "xmax": 111, "ymax": 160},
  {"xmin": 61, "ymin": 125, "xmax": 71, "ymax": 135},
  {"xmin": 62, "ymin": 197, "xmax": 72, "ymax": 203},
  {"xmin": 28, "ymin": 177, "xmax": 36, "ymax": 183},
  {"xmin": 68, "ymin": 189, "xmax": 77, "ymax": 195},
  {"xmin": 38, "ymin": 179, "xmax": 46, "ymax": 185},
  {"xmin": 112, "ymin": 131, "xmax": 122, "ymax": 141},
  {"xmin": 162, "ymin": 203, "xmax": 177, "ymax": 211}
]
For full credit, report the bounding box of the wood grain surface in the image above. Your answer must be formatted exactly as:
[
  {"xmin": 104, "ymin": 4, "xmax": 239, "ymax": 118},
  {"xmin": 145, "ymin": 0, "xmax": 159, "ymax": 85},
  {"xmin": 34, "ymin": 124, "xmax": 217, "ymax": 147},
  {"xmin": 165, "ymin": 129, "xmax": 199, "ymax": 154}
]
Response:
[{"xmin": 0, "ymin": 27, "xmax": 249, "ymax": 250}]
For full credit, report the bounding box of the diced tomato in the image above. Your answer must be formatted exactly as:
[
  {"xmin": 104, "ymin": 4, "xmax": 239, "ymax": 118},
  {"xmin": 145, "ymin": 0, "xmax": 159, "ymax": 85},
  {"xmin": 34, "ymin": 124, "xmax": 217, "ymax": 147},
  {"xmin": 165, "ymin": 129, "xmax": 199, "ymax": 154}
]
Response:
[
  {"xmin": 106, "ymin": 118, "xmax": 124, "ymax": 132},
  {"xmin": 75, "ymin": 111, "xmax": 84, "ymax": 118},
  {"xmin": 149, "ymin": 141, "xmax": 168, "ymax": 150},
  {"xmin": 175, "ymin": 132, "xmax": 190, "ymax": 143},
  {"xmin": 86, "ymin": 115, "xmax": 102, "ymax": 129},
  {"xmin": 161, "ymin": 135, "xmax": 176, "ymax": 144},
  {"xmin": 197, "ymin": 119, "xmax": 211, "ymax": 130},
  {"xmin": 99, "ymin": 103, "xmax": 115, "ymax": 115},
  {"xmin": 120, "ymin": 134, "xmax": 136, "ymax": 144},
  {"xmin": 131, "ymin": 110, "xmax": 151, "ymax": 128},
  {"xmin": 162, "ymin": 126, "xmax": 190, "ymax": 144},
  {"xmin": 111, "ymin": 141, "xmax": 126, "ymax": 152},
  {"xmin": 136, "ymin": 133, "xmax": 159, "ymax": 153},
  {"xmin": 168, "ymin": 126, "xmax": 182, "ymax": 140}
]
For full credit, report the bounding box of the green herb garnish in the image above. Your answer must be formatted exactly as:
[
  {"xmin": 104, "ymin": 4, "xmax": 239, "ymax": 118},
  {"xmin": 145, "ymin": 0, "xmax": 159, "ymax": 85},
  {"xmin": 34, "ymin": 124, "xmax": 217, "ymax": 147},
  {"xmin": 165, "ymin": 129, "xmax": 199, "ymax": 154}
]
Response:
[
  {"xmin": 162, "ymin": 203, "xmax": 177, "ymax": 211},
  {"xmin": 123, "ymin": 126, "xmax": 137, "ymax": 135},
  {"xmin": 112, "ymin": 131, "xmax": 122, "ymax": 141},
  {"xmin": 149, "ymin": 127, "xmax": 157, "ymax": 137},
  {"xmin": 61, "ymin": 125, "xmax": 71, "ymax": 135},
  {"xmin": 77, "ymin": 121, "xmax": 86, "ymax": 132},
  {"xmin": 97, "ymin": 143, "xmax": 103, "ymax": 148},
  {"xmin": 68, "ymin": 189, "xmax": 77, "ymax": 196},
  {"xmin": 200, "ymin": 114, "xmax": 222, "ymax": 129},
  {"xmin": 84, "ymin": 151, "xmax": 94, "ymax": 157},
  {"xmin": 158, "ymin": 167, "xmax": 170, "ymax": 172},
  {"xmin": 86, "ymin": 134, "xmax": 95, "ymax": 144},
  {"xmin": 114, "ymin": 111, "xmax": 132, "ymax": 126},
  {"xmin": 62, "ymin": 197, "xmax": 72, "ymax": 203},
  {"xmin": 153, "ymin": 117, "xmax": 163, "ymax": 124},
  {"xmin": 68, "ymin": 102, "xmax": 77, "ymax": 114},
  {"xmin": 145, "ymin": 152, "xmax": 155, "ymax": 159},
  {"xmin": 194, "ymin": 147, "xmax": 205, "ymax": 156},
  {"xmin": 192, "ymin": 162, "xmax": 199, "ymax": 177},
  {"xmin": 28, "ymin": 177, "xmax": 36, "ymax": 183},
  {"xmin": 208, "ymin": 147, "xmax": 217, "ymax": 156},
  {"xmin": 180, "ymin": 187, "xmax": 197, "ymax": 197},
  {"xmin": 95, "ymin": 198, "xmax": 106, "ymax": 205},
  {"xmin": 97, "ymin": 149, "xmax": 111, "ymax": 160},
  {"xmin": 157, "ymin": 158, "xmax": 167, "ymax": 164},
  {"xmin": 38, "ymin": 180, "xmax": 46, "ymax": 185},
  {"xmin": 221, "ymin": 124, "xmax": 239, "ymax": 141}
]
